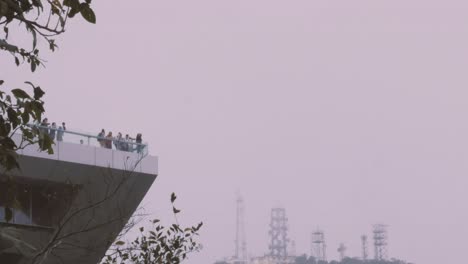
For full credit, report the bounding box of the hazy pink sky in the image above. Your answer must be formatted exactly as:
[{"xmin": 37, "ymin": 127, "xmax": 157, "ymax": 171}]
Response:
[{"xmin": 2, "ymin": 1, "xmax": 468, "ymax": 263}]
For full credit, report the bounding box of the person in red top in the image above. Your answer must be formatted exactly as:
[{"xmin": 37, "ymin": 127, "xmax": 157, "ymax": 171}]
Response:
[{"xmin": 105, "ymin": 132, "xmax": 113, "ymax": 149}]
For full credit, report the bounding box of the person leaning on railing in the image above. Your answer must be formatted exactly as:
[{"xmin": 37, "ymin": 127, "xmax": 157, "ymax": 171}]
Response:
[
  {"xmin": 57, "ymin": 122, "xmax": 66, "ymax": 142},
  {"xmin": 136, "ymin": 133, "xmax": 143, "ymax": 153},
  {"xmin": 123, "ymin": 134, "xmax": 131, "ymax": 152},
  {"xmin": 49, "ymin": 122, "xmax": 57, "ymax": 140},
  {"xmin": 105, "ymin": 132, "xmax": 113, "ymax": 149},
  {"xmin": 97, "ymin": 129, "xmax": 105, "ymax": 147},
  {"xmin": 24, "ymin": 125, "xmax": 146, "ymax": 153},
  {"xmin": 114, "ymin": 132, "xmax": 123, "ymax": 150},
  {"xmin": 92, "ymin": 129, "xmax": 146, "ymax": 153}
]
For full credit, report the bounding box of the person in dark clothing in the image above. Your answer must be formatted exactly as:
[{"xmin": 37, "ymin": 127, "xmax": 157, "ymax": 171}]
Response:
[
  {"xmin": 136, "ymin": 133, "xmax": 143, "ymax": 153},
  {"xmin": 57, "ymin": 122, "xmax": 66, "ymax": 142},
  {"xmin": 97, "ymin": 129, "xmax": 105, "ymax": 147}
]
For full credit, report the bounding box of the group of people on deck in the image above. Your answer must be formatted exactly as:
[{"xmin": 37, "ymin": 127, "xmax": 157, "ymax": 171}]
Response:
[
  {"xmin": 97, "ymin": 129, "xmax": 144, "ymax": 153},
  {"xmin": 34, "ymin": 119, "xmax": 144, "ymax": 153},
  {"xmin": 39, "ymin": 118, "xmax": 66, "ymax": 141}
]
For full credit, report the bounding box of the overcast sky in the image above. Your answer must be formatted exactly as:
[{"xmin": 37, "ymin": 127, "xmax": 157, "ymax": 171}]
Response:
[{"xmin": 2, "ymin": 1, "xmax": 468, "ymax": 263}]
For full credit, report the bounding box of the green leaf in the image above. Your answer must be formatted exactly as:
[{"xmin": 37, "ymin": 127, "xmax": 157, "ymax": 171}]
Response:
[
  {"xmin": 49, "ymin": 39, "xmax": 57, "ymax": 51},
  {"xmin": 30, "ymin": 101, "xmax": 45, "ymax": 121},
  {"xmin": 31, "ymin": 61, "xmax": 36, "ymax": 72},
  {"xmin": 21, "ymin": 127, "xmax": 34, "ymax": 141},
  {"xmin": 7, "ymin": 107, "xmax": 19, "ymax": 128},
  {"xmin": 173, "ymin": 207, "xmax": 181, "ymax": 214},
  {"xmin": 24, "ymin": 81, "xmax": 36, "ymax": 89},
  {"xmin": 64, "ymin": 0, "xmax": 80, "ymax": 9},
  {"xmin": 40, "ymin": 134, "xmax": 55, "ymax": 154},
  {"xmin": 195, "ymin": 222, "xmax": 203, "ymax": 231},
  {"xmin": 80, "ymin": 4, "xmax": 96, "ymax": 24},
  {"xmin": 11, "ymin": 89, "xmax": 31, "ymax": 99},
  {"xmin": 33, "ymin": 86, "xmax": 45, "ymax": 100},
  {"xmin": 171, "ymin": 192, "xmax": 177, "ymax": 203},
  {"xmin": 115, "ymin": 241, "xmax": 125, "ymax": 246},
  {"xmin": 68, "ymin": 7, "xmax": 79, "ymax": 18},
  {"xmin": 21, "ymin": 111, "xmax": 30, "ymax": 124},
  {"xmin": 30, "ymin": 26, "xmax": 37, "ymax": 49}
]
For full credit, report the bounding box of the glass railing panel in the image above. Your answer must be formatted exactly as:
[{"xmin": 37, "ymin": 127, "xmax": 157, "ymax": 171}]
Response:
[
  {"xmin": 21, "ymin": 140, "xmax": 59, "ymax": 160},
  {"xmin": 13, "ymin": 126, "xmax": 154, "ymax": 173},
  {"xmin": 95, "ymin": 147, "xmax": 114, "ymax": 168},
  {"xmin": 57, "ymin": 141, "xmax": 95, "ymax": 165},
  {"xmin": 32, "ymin": 125, "xmax": 149, "ymax": 156},
  {"xmin": 112, "ymin": 151, "xmax": 144, "ymax": 173}
]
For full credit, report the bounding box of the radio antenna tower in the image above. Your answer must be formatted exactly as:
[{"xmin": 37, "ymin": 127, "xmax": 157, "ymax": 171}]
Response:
[
  {"xmin": 361, "ymin": 235, "xmax": 369, "ymax": 261},
  {"xmin": 289, "ymin": 240, "xmax": 297, "ymax": 257},
  {"xmin": 234, "ymin": 194, "xmax": 247, "ymax": 263},
  {"xmin": 337, "ymin": 243, "xmax": 347, "ymax": 261},
  {"xmin": 311, "ymin": 229, "xmax": 327, "ymax": 262},
  {"xmin": 268, "ymin": 208, "xmax": 289, "ymax": 261},
  {"xmin": 373, "ymin": 224, "xmax": 388, "ymax": 261}
]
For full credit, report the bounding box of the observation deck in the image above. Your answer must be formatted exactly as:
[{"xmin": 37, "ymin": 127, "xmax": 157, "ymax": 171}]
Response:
[
  {"xmin": 1, "ymin": 127, "xmax": 158, "ymax": 264},
  {"xmin": 15, "ymin": 126, "xmax": 158, "ymax": 175}
]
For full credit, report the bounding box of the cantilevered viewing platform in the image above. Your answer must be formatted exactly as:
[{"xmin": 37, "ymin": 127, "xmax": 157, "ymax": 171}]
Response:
[
  {"xmin": 0, "ymin": 127, "xmax": 158, "ymax": 264},
  {"xmin": 16, "ymin": 126, "xmax": 158, "ymax": 174}
]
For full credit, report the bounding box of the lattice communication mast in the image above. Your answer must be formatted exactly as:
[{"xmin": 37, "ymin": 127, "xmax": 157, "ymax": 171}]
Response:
[
  {"xmin": 361, "ymin": 235, "xmax": 369, "ymax": 261},
  {"xmin": 311, "ymin": 229, "xmax": 327, "ymax": 262},
  {"xmin": 373, "ymin": 224, "xmax": 388, "ymax": 261},
  {"xmin": 234, "ymin": 194, "xmax": 247, "ymax": 263},
  {"xmin": 268, "ymin": 208, "xmax": 289, "ymax": 261},
  {"xmin": 337, "ymin": 243, "xmax": 347, "ymax": 261},
  {"xmin": 290, "ymin": 240, "xmax": 297, "ymax": 257}
]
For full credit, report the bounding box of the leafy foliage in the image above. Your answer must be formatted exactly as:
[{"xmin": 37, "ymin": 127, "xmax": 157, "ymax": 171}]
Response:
[
  {"xmin": 0, "ymin": 80, "xmax": 51, "ymax": 171},
  {"xmin": 0, "ymin": 79, "xmax": 52, "ymax": 222},
  {"xmin": 1, "ymin": 4, "xmax": 204, "ymax": 264},
  {"xmin": 102, "ymin": 193, "xmax": 203, "ymax": 264},
  {"xmin": 0, "ymin": 0, "xmax": 96, "ymax": 170},
  {"xmin": 0, "ymin": 0, "xmax": 96, "ymax": 223},
  {"xmin": 0, "ymin": 0, "xmax": 96, "ymax": 71}
]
